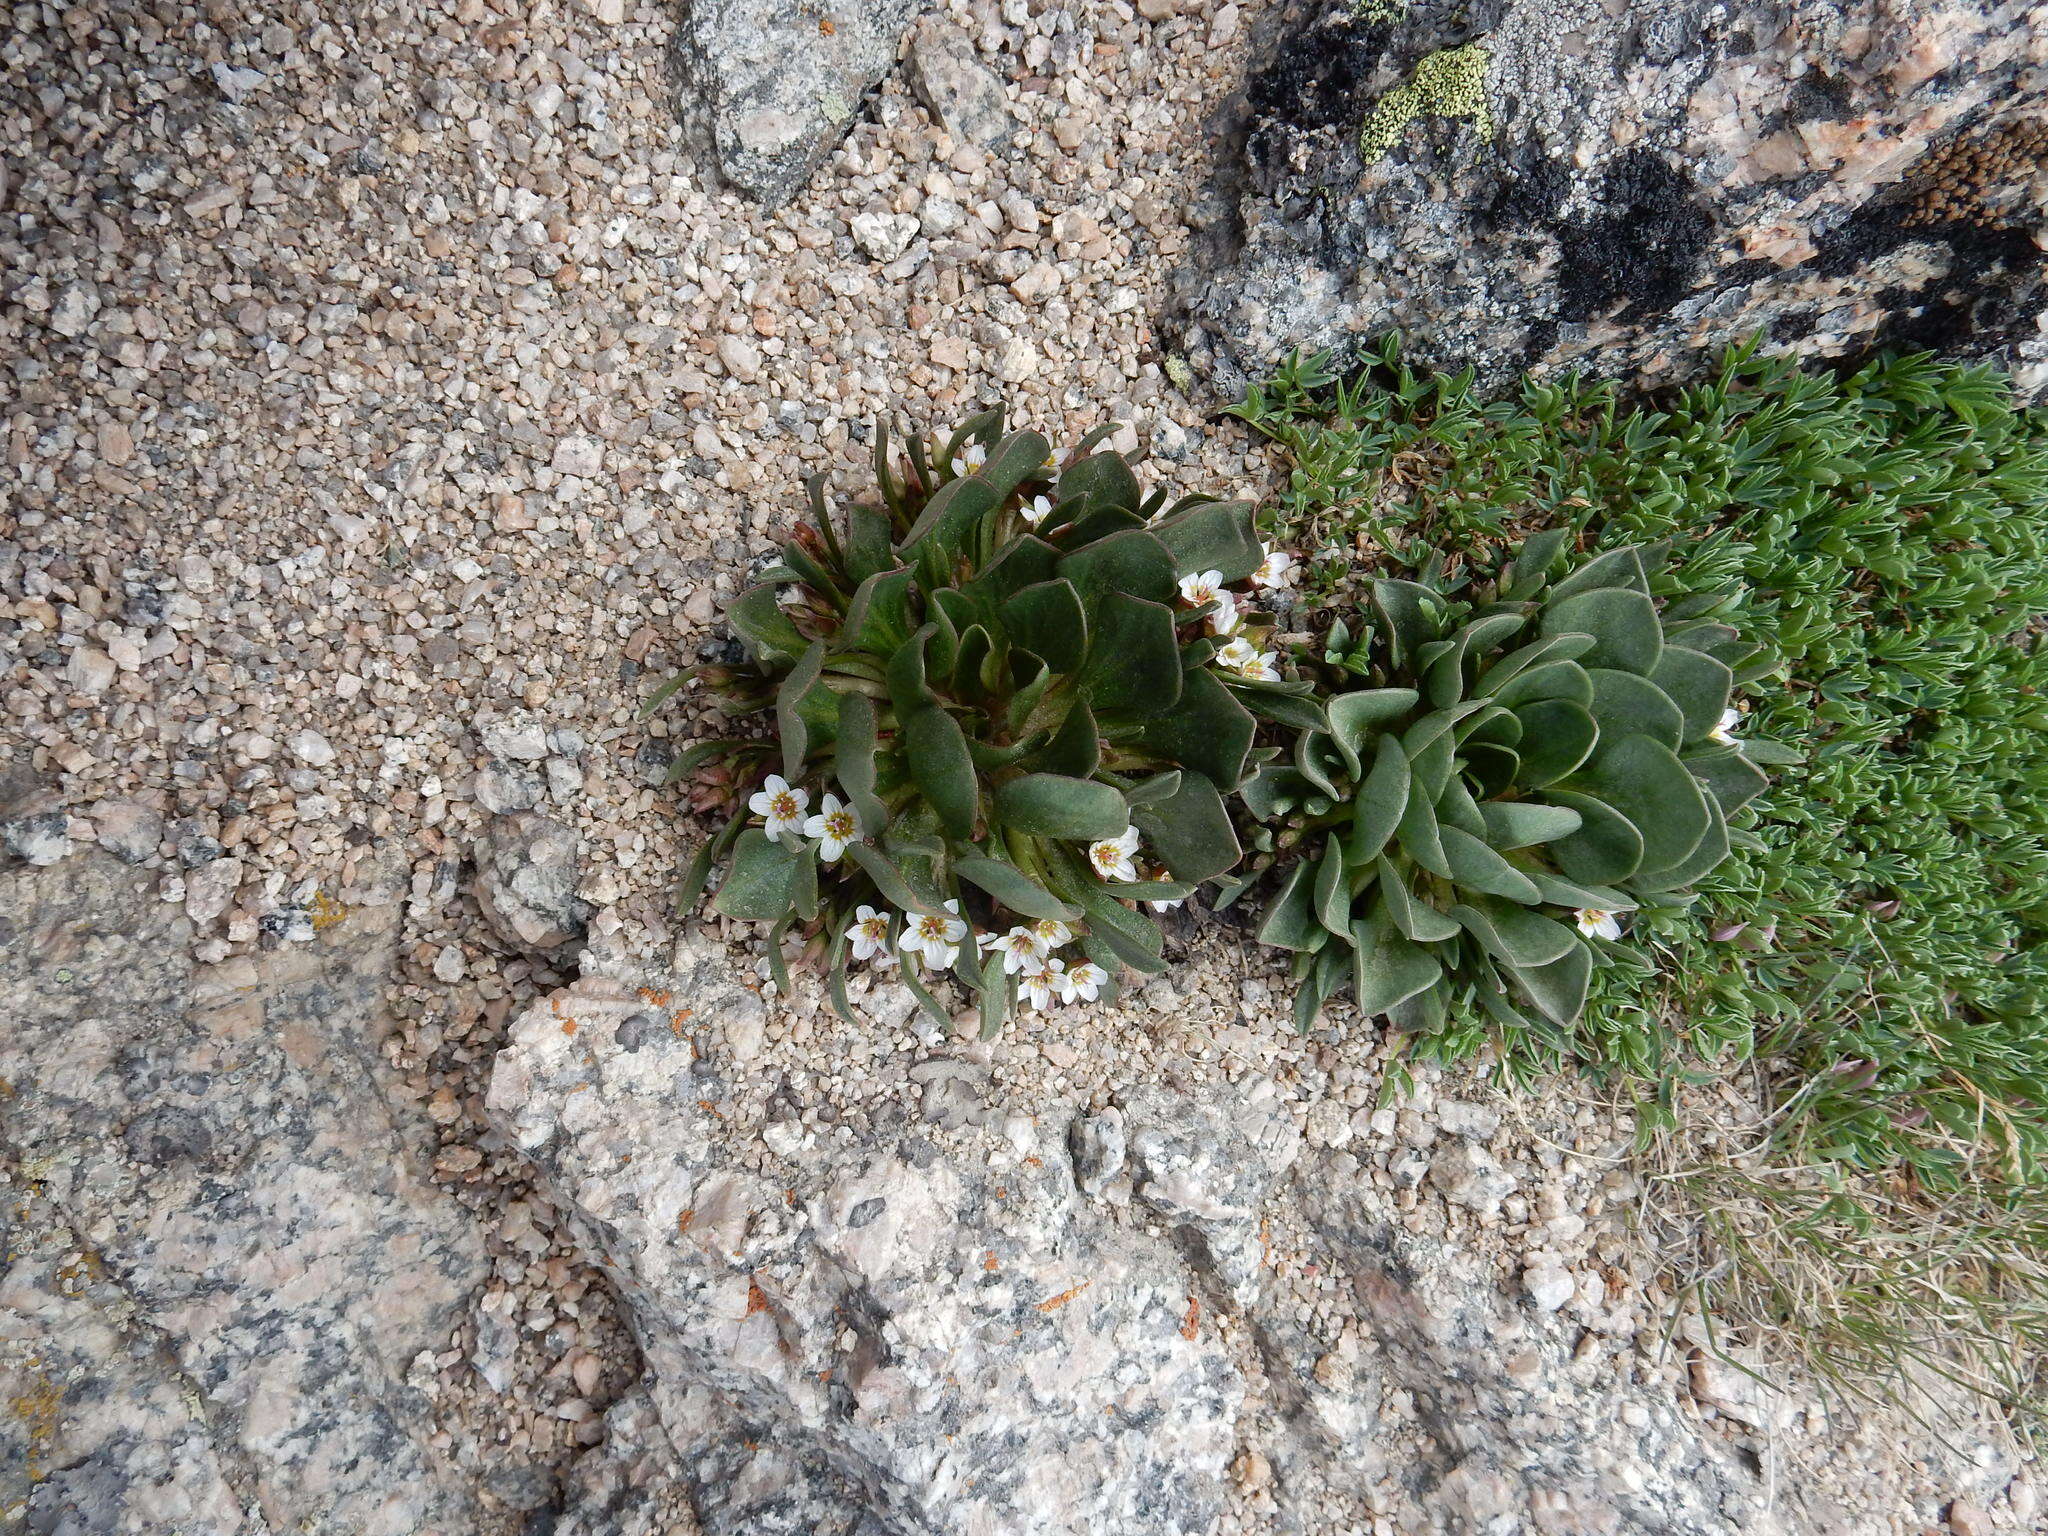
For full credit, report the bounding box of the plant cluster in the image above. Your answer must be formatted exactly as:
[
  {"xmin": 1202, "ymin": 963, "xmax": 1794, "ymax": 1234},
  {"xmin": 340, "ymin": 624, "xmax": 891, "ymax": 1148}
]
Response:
[
  {"xmin": 651, "ymin": 409, "xmax": 1304, "ymax": 1034},
  {"xmin": 1233, "ymin": 337, "xmax": 2048, "ymax": 1423},
  {"xmin": 651, "ymin": 407, "xmax": 1762, "ymax": 1047},
  {"xmin": 1245, "ymin": 535, "xmax": 1770, "ymax": 1037}
]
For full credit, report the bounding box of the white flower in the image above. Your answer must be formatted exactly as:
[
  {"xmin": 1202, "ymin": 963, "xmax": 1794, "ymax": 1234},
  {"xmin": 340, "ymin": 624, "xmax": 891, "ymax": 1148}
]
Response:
[
  {"xmin": 1053, "ymin": 960, "xmax": 1108, "ymax": 1004},
  {"xmin": 1206, "ymin": 589, "xmax": 1241, "ymax": 636},
  {"xmin": 1709, "ymin": 706, "xmax": 1743, "ymax": 746},
  {"xmin": 1018, "ymin": 966, "xmax": 1059, "ymax": 1012},
  {"xmin": 1087, "ymin": 826, "xmax": 1141, "ymax": 883},
  {"xmin": 775, "ymin": 585, "xmax": 806, "ymax": 608},
  {"xmin": 847, "ymin": 905, "xmax": 895, "ymax": 964},
  {"xmin": 1178, "ymin": 569, "xmax": 1226, "ymax": 610},
  {"xmin": 1148, "ymin": 890, "xmax": 1185, "ymax": 914},
  {"xmin": 747, "ymin": 775, "xmax": 809, "ymax": 843},
  {"xmin": 899, "ymin": 899, "xmax": 968, "ymax": 971},
  {"xmin": 978, "ymin": 925, "xmax": 1049, "ymax": 975},
  {"xmin": 1029, "ymin": 917, "xmax": 1073, "ymax": 950},
  {"xmin": 1215, "ymin": 637, "xmax": 1280, "ymax": 682},
  {"xmin": 800, "ymin": 793, "xmax": 861, "ymax": 862},
  {"xmin": 1252, "ymin": 547, "xmax": 1298, "ymax": 590},
  {"xmin": 1022, "ymin": 494, "xmax": 1054, "ymax": 526},
  {"xmin": 950, "ymin": 441, "xmax": 988, "ymax": 478},
  {"xmin": 1574, "ymin": 908, "xmax": 1623, "ymax": 941}
]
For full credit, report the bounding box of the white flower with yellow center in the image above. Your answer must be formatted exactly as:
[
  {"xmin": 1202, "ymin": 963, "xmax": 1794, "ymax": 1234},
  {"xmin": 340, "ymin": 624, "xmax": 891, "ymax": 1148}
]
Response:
[
  {"xmin": 847, "ymin": 905, "xmax": 895, "ymax": 963},
  {"xmin": 1252, "ymin": 547, "xmax": 1298, "ymax": 590},
  {"xmin": 1087, "ymin": 826, "xmax": 1141, "ymax": 883},
  {"xmin": 1709, "ymin": 706, "xmax": 1743, "ymax": 746},
  {"xmin": 1178, "ymin": 569, "xmax": 1226, "ymax": 610},
  {"xmin": 747, "ymin": 775, "xmax": 809, "ymax": 843},
  {"xmin": 1574, "ymin": 908, "xmax": 1623, "ymax": 941},
  {"xmin": 899, "ymin": 899, "xmax": 968, "ymax": 971},
  {"xmin": 1018, "ymin": 967, "xmax": 1059, "ymax": 1012},
  {"xmin": 1215, "ymin": 637, "xmax": 1280, "ymax": 682},
  {"xmin": 1053, "ymin": 960, "xmax": 1108, "ymax": 1004},
  {"xmin": 801, "ymin": 792, "xmax": 861, "ymax": 862},
  {"xmin": 979, "ymin": 925, "xmax": 1050, "ymax": 976},
  {"xmin": 1029, "ymin": 917, "xmax": 1073, "ymax": 950},
  {"xmin": 1206, "ymin": 589, "xmax": 1241, "ymax": 636},
  {"xmin": 950, "ymin": 441, "xmax": 988, "ymax": 478},
  {"xmin": 1022, "ymin": 494, "xmax": 1054, "ymax": 526}
]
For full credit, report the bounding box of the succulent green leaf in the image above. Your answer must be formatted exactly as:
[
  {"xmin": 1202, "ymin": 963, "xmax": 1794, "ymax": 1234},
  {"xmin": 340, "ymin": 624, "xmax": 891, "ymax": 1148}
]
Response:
[
  {"xmin": 710, "ymin": 829, "xmax": 802, "ymax": 921},
  {"xmin": 840, "ymin": 566, "xmax": 920, "ymax": 653},
  {"xmin": 1438, "ymin": 825, "xmax": 1542, "ymax": 902},
  {"xmin": 1426, "ymin": 612, "xmax": 1525, "ymax": 707},
  {"xmin": 1226, "ymin": 681, "xmax": 1329, "ymax": 732},
  {"xmin": 1244, "ymin": 763, "xmax": 1312, "ymax": 820},
  {"xmin": 1576, "ymin": 734, "xmax": 1711, "ymax": 880},
  {"xmin": 1079, "ymin": 594, "xmax": 1183, "ymax": 717},
  {"xmin": 1370, "ymin": 579, "xmax": 1445, "ymax": 669},
  {"xmin": 1478, "ymin": 800, "xmax": 1583, "ymax": 849},
  {"xmin": 1294, "ymin": 731, "xmax": 1342, "ymax": 800},
  {"xmin": 1526, "ymin": 870, "xmax": 1636, "ymax": 913},
  {"xmin": 1477, "ymin": 632, "xmax": 1596, "ymax": 695},
  {"xmin": 1585, "ymin": 667, "xmax": 1685, "ymax": 751},
  {"xmin": 1131, "ymin": 770, "xmax": 1242, "ymax": 882},
  {"xmin": 887, "ymin": 622, "xmax": 937, "ymax": 714},
  {"xmin": 1031, "ymin": 697, "xmax": 1102, "ymax": 778},
  {"xmin": 1295, "ymin": 944, "xmax": 1347, "ymax": 1033},
  {"xmin": 977, "ymin": 949, "xmax": 1011, "ymax": 1040},
  {"xmin": 1544, "ymin": 790, "xmax": 1647, "ymax": 885},
  {"xmin": 952, "ymin": 624, "xmax": 995, "ymax": 701},
  {"xmin": 676, "ymin": 812, "xmax": 745, "ymax": 914},
  {"xmin": 1257, "ymin": 860, "xmax": 1323, "ymax": 951},
  {"xmin": 1149, "ymin": 499, "xmax": 1262, "ymax": 582},
  {"xmin": 845, "ymin": 504, "xmax": 895, "ymax": 582},
  {"xmin": 993, "ymin": 773, "xmax": 1131, "ymax": 840},
  {"xmin": 1350, "ymin": 735, "xmax": 1412, "ymax": 864},
  {"xmin": 1435, "ymin": 776, "xmax": 1488, "ymax": 839},
  {"xmin": 999, "ymin": 580, "xmax": 1089, "ymax": 673},
  {"xmin": 1056, "ymin": 528, "xmax": 1177, "ymax": 607},
  {"xmin": 1501, "ymin": 527, "xmax": 1573, "ymax": 596},
  {"xmin": 1313, "ymin": 839, "xmax": 1351, "ymax": 941},
  {"xmin": 845, "ymin": 840, "xmax": 944, "ymax": 917},
  {"xmin": 1540, "ymin": 587, "xmax": 1664, "ymax": 674},
  {"xmin": 1502, "ymin": 941, "xmax": 1593, "ymax": 1026},
  {"xmin": 1511, "ymin": 698, "xmax": 1600, "ymax": 788},
  {"xmin": 1682, "ymin": 745, "xmax": 1770, "ymax": 816},
  {"xmin": 1350, "ymin": 902, "xmax": 1444, "ymax": 1017},
  {"xmin": 1451, "ymin": 896, "xmax": 1578, "ymax": 969},
  {"xmin": 1123, "ymin": 770, "xmax": 1184, "ymax": 807},
  {"xmin": 1630, "ymin": 792, "xmax": 1729, "ymax": 894},
  {"xmin": 730, "ymin": 583, "xmax": 807, "ymax": 664},
  {"xmin": 1547, "ymin": 545, "xmax": 1649, "ymax": 599},
  {"xmin": 1462, "ymin": 706, "xmax": 1524, "ymax": 751},
  {"xmin": 1395, "ymin": 772, "xmax": 1452, "ymax": 878},
  {"xmin": 1489, "ymin": 660, "xmax": 1593, "ymax": 711},
  {"xmin": 980, "ymin": 430, "xmax": 1053, "ymax": 500},
  {"xmin": 1058, "ymin": 450, "xmax": 1142, "ymax": 514},
  {"xmin": 963, "ymin": 534, "xmax": 1061, "ymax": 608},
  {"xmin": 775, "ymin": 641, "xmax": 826, "ymax": 782},
  {"xmin": 904, "ymin": 706, "xmax": 979, "ymax": 838},
  {"xmin": 1326, "ymin": 688, "xmax": 1419, "ymax": 777},
  {"xmin": 1125, "ymin": 668, "xmax": 1256, "ymax": 792},
  {"xmin": 899, "ymin": 473, "xmax": 1001, "ymax": 563},
  {"xmin": 1461, "ymin": 743, "xmax": 1520, "ymax": 799},
  {"xmin": 955, "ymin": 854, "xmax": 1081, "ymax": 921},
  {"xmin": 1650, "ymin": 645, "xmax": 1735, "ymax": 745},
  {"xmin": 1378, "ymin": 856, "xmax": 1460, "ymax": 941},
  {"xmin": 1007, "ymin": 652, "xmax": 1052, "ymax": 733},
  {"xmin": 834, "ymin": 691, "xmax": 887, "ymax": 835}
]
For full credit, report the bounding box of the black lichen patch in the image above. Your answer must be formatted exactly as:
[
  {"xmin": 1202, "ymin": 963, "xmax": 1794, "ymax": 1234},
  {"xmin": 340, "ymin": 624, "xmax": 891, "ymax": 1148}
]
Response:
[
  {"xmin": 1787, "ymin": 69, "xmax": 1854, "ymax": 122},
  {"xmin": 1487, "ymin": 148, "xmax": 1570, "ymax": 229},
  {"xmin": 1553, "ymin": 150, "xmax": 1713, "ymax": 324},
  {"xmin": 1242, "ymin": 3, "xmax": 1387, "ymax": 140}
]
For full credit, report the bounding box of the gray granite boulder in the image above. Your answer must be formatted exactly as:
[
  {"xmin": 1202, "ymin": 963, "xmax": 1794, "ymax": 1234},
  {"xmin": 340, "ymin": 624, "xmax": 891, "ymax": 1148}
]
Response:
[
  {"xmin": 487, "ymin": 946, "xmax": 1245, "ymax": 1536},
  {"xmin": 0, "ymin": 853, "xmax": 487, "ymax": 1536},
  {"xmin": 1175, "ymin": 0, "xmax": 2048, "ymax": 398},
  {"xmin": 676, "ymin": 0, "xmax": 926, "ymax": 208}
]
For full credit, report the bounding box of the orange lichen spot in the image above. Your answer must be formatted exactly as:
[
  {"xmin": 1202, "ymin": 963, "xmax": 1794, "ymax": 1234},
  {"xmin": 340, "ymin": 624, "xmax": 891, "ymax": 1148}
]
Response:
[
  {"xmin": 638, "ymin": 987, "xmax": 673, "ymax": 1008},
  {"xmin": 1035, "ymin": 1281, "xmax": 1092, "ymax": 1313},
  {"xmin": 668, "ymin": 1006, "xmax": 695, "ymax": 1036},
  {"xmin": 561, "ymin": 1017, "xmax": 578, "ymax": 1036},
  {"xmin": 747, "ymin": 1280, "xmax": 770, "ymax": 1315},
  {"xmin": 677, "ymin": 1208, "xmax": 695, "ymax": 1232},
  {"xmin": 1022, "ymin": 1156, "xmax": 1041, "ymax": 1166},
  {"xmin": 983, "ymin": 1251, "xmax": 998, "ymax": 1272},
  {"xmin": 698, "ymin": 1099, "xmax": 724, "ymax": 1118},
  {"xmin": 308, "ymin": 889, "xmax": 350, "ymax": 932},
  {"xmin": 1181, "ymin": 1296, "xmax": 1200, "ymax": 1340},
  {"xmin": 994, "ymin": 1187, "xmax": 1007, "ymax": 1200},
  {"xmin": 819, "ymin": 16, "xmax": 835, "ymax": 34}
]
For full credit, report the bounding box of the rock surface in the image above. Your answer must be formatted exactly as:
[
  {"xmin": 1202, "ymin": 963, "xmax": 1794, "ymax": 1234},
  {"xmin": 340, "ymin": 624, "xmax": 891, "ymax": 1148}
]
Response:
[
  {"xmin": 487, "ymin": 943, "xmax": 1245, "ymax": 1536},
  {"xmin": 676, "ymin": 0, "xmax": 926, "ymax": 207},
  {"xmin": 0, "ymin": 854, "xmax": 487, "ymax": 1535},
  {"xmin": 1175, "ymin": 0, "xmax": 2048, "ymax": 398}
]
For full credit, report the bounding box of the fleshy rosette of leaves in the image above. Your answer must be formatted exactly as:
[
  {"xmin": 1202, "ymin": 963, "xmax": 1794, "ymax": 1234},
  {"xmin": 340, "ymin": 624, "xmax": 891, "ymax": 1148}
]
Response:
[
  {"xmin": 1245, "ymin": 530, "xmax": 1775, "ymax": 1037},
  {"xmin": 652, "ymin": 407, "xmax": 1264, "ymax": 1033}
]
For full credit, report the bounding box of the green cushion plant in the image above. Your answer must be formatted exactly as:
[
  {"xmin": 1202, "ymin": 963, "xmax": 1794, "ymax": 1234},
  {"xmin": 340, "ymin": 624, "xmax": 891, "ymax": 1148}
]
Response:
[
  {"xmin": 1245, "ymin": 532, "xmax": 1772, "ymax": 1036},
  {"xmin": 649, "ymin": 408, "xmax": 1273, "ymax": 1033}
]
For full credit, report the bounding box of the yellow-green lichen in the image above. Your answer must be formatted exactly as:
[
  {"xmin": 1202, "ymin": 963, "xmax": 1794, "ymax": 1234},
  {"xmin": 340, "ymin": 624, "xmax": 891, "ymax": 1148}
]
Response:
[
  {"xmin": 1358, "ymin": 42, "xmax": 1494, "ymax": 163},
  {"xmin": 1352, "ymin": 0, "xmax": 1408, "ymax": 22},
  {"xmin": 1164, "ymin": 355, "xmax": 1194, "ymax": 392}
]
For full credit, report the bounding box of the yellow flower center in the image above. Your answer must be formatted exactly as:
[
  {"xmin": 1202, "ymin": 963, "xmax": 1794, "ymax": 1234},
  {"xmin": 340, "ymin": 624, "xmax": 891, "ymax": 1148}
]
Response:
[
  {"xmin": 770, "ymin": 792, "xmax": 798, "ymax": 818},
  {"xmin": 825, "ymin": 811, "xmax": 855, "ymax": 838}
]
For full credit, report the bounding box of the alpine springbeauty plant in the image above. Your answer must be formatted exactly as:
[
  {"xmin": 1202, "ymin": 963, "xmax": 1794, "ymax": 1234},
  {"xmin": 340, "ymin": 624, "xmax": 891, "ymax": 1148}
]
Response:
[
  {"xmin": 1244, "ymin": 531, "xmax": 1773, "ymax": 1035},
  {"xmin": 650, "ymin": 407, "xmax": 1292, "ymax": 1034}
]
